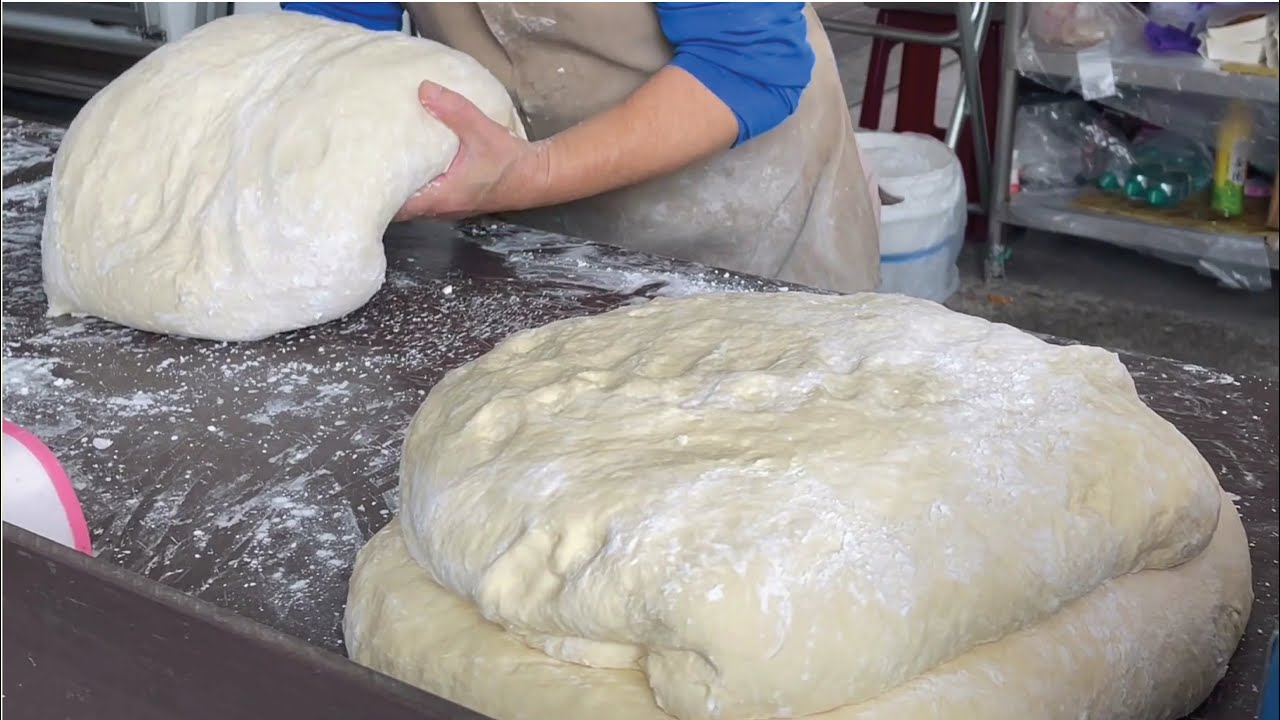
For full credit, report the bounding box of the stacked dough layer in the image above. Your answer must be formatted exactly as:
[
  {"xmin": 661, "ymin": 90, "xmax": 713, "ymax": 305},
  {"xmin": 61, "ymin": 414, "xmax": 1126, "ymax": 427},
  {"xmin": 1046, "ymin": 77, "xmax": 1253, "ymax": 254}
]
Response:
[{"xmin": 346, "ymin": 292, "xmax": 1252, "ymax": 719}]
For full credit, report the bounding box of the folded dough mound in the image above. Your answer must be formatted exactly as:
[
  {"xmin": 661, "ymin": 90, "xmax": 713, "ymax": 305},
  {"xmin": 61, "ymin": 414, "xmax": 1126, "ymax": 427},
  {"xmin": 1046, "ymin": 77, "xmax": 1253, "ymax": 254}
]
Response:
[
  {"xmin": 380, "ymin": 292, "xmax": 1230, "ymax": 720},
  {"xmin": 41, "ymin": 13, "xmax": 523, "ymax": 341},
  {"xmin": 345, "ymin": 497, "xmax": 1250, "ymax": 720}
]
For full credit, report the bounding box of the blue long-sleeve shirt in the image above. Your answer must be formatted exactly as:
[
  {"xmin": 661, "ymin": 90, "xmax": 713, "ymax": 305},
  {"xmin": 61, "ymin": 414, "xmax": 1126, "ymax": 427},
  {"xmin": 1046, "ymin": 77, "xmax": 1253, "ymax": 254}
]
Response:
[{"xmin": 279, "ymin": 2, "xmax": 814, "ymax": 146}]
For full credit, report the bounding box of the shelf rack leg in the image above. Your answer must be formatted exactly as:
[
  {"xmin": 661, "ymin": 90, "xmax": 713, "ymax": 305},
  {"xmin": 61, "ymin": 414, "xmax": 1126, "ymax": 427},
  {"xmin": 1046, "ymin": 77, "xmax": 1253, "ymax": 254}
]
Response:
[{"xmin": 985, "ymin": 1, "xmax": 1023, "ymax": 281}]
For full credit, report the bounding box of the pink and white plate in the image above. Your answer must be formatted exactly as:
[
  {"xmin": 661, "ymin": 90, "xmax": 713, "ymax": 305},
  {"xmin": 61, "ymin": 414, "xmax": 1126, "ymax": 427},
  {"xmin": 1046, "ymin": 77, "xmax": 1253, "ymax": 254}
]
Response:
[{"xmin": 2, "ymin": 419, "xmax": 92, "ymax": 555}]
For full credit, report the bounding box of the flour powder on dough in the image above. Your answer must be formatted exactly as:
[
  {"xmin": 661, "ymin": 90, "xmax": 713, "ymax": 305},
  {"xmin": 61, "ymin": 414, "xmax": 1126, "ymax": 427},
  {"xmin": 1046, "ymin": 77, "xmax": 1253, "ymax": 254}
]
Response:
[
  {"xmin": 390, "ymin": 291, "xmax": 1224, "ymax": 720},
  {"xmin": 41, "ymin": 13, "xmax": 524, "ymax": 341}
]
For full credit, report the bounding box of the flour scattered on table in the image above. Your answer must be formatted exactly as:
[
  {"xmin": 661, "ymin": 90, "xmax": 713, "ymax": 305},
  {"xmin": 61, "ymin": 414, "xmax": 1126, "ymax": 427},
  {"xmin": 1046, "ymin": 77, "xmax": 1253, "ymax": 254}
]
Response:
[
  {"xmin": 7, "ymin": 122, "xmax": 1273, "ymax": 663},
  {"xmin": 1178, "ymin": 363, "xmax": 1239, "ymax": 386},
  {"xmin": 1, "ymin": 116, "xmax": 62, "ymax": 176},
  {"xmin": 2, "ymin": 357, "xmax": 61, "ymax": 394},
  {"xmin": 476, "ymin": 227, "xmax": 797, "ymax": 299}
]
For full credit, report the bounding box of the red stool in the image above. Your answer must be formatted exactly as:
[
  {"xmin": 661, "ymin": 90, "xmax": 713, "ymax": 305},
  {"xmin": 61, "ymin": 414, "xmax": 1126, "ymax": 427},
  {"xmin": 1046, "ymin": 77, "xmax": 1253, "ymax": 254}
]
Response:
[{"xmin": 857, "ymin": 9, "xmax": 1005, "ymax": 241}]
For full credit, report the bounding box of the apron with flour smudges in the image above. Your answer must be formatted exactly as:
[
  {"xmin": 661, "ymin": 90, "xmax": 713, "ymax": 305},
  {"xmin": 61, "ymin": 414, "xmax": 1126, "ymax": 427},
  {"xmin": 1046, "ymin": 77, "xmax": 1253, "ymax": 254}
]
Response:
[{"xmin": 405, "ymin": 2, "xmax": 881, "ymax": 293}]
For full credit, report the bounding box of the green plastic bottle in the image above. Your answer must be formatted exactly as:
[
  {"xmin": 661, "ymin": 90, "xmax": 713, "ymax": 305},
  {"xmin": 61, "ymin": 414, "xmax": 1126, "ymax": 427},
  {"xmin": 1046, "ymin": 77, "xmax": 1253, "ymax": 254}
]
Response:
[
  {"xmin": 1148, "ymin": 170, "xmax": 1195, "ymax": 208},
  {"xmin": 1099, "ymin": 132, "xmax": 1212, "ymax": 209}
]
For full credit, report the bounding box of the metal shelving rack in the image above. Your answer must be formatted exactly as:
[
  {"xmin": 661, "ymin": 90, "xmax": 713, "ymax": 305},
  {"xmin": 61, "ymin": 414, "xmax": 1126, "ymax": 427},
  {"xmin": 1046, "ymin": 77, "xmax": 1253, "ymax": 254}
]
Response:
[{"xmin": 985, "ymin": 2, "xmax": 1280, "ymax": 281}]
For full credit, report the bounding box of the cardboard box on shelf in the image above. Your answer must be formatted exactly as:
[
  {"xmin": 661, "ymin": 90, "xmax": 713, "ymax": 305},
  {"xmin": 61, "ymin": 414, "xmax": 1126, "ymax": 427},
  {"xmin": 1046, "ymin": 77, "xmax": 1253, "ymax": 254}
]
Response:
[{"xmin": 1074, "ymin": 188, "xmax": 1274, "ymax": 234}]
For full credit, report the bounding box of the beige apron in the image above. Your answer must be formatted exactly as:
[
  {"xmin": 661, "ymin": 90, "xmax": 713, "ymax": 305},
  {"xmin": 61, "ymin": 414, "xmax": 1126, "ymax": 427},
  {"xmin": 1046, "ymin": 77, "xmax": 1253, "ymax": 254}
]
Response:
[{"xmin": 406, "ymin": 3, "xmax": 880, "ymax": 293}]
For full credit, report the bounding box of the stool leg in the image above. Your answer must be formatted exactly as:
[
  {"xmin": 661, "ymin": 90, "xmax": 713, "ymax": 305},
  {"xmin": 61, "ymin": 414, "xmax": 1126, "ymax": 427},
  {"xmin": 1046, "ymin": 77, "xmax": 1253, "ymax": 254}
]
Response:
[
  {"xmin": 859, "ymin": 35, "xmax": 894, "ymax": 129},
  {"xmin": 889, "ymin": 9, "xmax": 944, "ymax": 137},
  {"xmin": 948, "ymin": 6, "xmax": 996, "ymax": 206},
  {"xmin": 956, "ymin": 20, "xmax": 1003, "ymax": 210},
  {"xmin": 957, "ymin": 126, "xmax": 980, "ymax": 205},
  {"xmin": 980, "ymin": 21, "xmax": 1003, "ymax": 151},
  {"xmin": 956, "ymin": 2, "xmax": 991, "ymax": 212}
]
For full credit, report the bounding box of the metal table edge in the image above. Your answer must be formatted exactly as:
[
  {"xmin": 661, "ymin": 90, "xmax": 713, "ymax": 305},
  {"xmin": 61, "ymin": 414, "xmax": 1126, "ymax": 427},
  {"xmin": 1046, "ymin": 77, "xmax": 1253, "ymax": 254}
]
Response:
[{"xmin": 1, "ymin": 521, "xmax": 494, "ymax": 720}]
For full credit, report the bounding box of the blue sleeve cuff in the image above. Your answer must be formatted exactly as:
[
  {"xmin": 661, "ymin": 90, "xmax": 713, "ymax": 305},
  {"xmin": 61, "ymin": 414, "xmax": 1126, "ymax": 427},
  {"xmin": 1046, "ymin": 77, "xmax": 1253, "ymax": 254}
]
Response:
[
  {"xmin": 657, "ymin": 2, "xmax": 815, "ymax": 147},
  {"xmin": 280, "ymin": 2, "xmax": 403, "ymax": 32}
]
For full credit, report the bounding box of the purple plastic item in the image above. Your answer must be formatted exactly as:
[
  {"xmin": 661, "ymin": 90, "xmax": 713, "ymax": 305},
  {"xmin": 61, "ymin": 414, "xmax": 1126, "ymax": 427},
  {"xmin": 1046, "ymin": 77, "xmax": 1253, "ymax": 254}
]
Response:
[
  {"xmin": 1145, "ymin": 21, "xmax": 1202, "ymax": 53},
  {"xmin": 1244, "ymin": 177, "xmax": 1271, "ymax": 198}
]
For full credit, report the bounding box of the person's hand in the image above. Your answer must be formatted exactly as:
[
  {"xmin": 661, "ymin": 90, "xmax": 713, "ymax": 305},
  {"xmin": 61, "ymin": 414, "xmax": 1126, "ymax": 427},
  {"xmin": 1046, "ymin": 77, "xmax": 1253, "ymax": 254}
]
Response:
[{"xmin": 393, "ymin": 81, "xmax": 547, "ymax": 222}]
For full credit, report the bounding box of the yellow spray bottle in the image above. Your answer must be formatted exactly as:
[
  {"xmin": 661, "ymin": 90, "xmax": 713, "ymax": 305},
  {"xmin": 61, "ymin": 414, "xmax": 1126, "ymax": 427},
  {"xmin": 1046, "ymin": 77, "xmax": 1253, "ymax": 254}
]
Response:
[{"xmin": 1211, "ymin": 101, "xmax": 1252, "ymax": 218}]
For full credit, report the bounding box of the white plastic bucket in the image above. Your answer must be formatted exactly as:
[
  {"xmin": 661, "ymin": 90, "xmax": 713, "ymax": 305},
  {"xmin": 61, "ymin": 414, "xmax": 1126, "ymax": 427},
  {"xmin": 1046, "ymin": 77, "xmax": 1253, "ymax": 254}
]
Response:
[{"xmin": 858, "ymin": 132, "xmax": 967, "ymax": 303}]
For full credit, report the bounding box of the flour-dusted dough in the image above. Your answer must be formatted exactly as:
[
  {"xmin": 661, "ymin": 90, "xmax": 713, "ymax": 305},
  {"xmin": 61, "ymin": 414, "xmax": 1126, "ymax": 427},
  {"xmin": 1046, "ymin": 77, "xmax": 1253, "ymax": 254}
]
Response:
[
  {"xmin": 42, "ymin": 13, "xmax": 524, "ymax": 341},
  {"xmin": 345, "ymin": 495, "xmax": 1250, "ymax": 720},
  {"xmin": 384, "ymin": 292, "xmax": 1230, "ymax": 720}
]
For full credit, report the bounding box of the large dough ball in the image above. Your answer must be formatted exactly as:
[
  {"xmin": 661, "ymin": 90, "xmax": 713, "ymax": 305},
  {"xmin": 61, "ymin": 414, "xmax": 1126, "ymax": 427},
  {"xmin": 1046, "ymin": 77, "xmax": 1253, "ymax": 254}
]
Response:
[
  {"xmin": 41, "ymin": 13, "xmax": 524, "ymax": 341},
  {"xmin": 379, "ymin": 291, "xmax": 1231, "ymax": 720}
]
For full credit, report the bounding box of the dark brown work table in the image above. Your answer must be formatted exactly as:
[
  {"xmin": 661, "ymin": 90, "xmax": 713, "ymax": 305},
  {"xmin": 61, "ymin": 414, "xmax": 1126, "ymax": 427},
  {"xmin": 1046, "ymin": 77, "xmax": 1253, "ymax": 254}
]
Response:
[{"xmin": 2, "ymin": 115, "xmax": 1277, "ymax": 719}]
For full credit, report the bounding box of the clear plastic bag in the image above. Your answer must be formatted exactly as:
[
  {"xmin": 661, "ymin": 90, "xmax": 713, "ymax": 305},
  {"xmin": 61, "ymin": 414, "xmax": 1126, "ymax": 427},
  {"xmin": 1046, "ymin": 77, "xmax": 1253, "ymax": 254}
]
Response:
[
  {"xmin": 1013, "ymin": 99, "xmax": 1133, "ymax": 191},
  {"xmin": 1017, "ymin": 3, "xmax": 1278, "ymax": 173},
  {"xmin": 1026, "ymin": 2, "xmax": 1146, "ymax": 51}
]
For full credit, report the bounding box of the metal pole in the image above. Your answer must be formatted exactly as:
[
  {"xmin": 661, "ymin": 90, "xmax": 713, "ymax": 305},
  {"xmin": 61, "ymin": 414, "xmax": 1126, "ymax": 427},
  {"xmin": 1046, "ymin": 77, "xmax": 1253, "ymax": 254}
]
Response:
[
  {"xmin": 821, "ymin": 18, "xmax": 961, "ymax": 46},
  {"xmin": 944, "ymin": 3, "xmax": 991, "ymax": 149},
  {"xmin": 945, "ymin": 93, "xmax": 968, "ymax": 151},
  {"xmin": 955, "ymin": 2, "xmax": 992, "ymax": 214},
  {"xmin": 985, "ymin": 1, "xmax": 1025, "ymax": 281}
]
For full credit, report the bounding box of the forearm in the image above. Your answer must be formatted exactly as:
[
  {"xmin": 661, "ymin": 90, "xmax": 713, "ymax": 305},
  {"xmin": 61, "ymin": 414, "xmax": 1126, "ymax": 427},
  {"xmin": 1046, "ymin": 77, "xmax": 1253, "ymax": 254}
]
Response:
[
  {"xmin": 392, "ymin": 3, "xmax": 812, "ymax": 221},
  {"xmin": 509, "ymin": 65, "xmax": 738, "ymax": 210}
]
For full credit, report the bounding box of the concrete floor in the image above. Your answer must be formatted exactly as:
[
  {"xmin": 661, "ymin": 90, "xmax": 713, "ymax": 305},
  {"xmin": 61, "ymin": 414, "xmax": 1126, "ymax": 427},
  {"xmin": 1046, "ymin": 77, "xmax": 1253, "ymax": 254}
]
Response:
[
  {"xmin": 949, "ymin": 235, "xmax": 1279, "ymax": 380},
  {"xmin": 4, "ymin": 6, "xmax": 1277, "ymax": 380}
]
